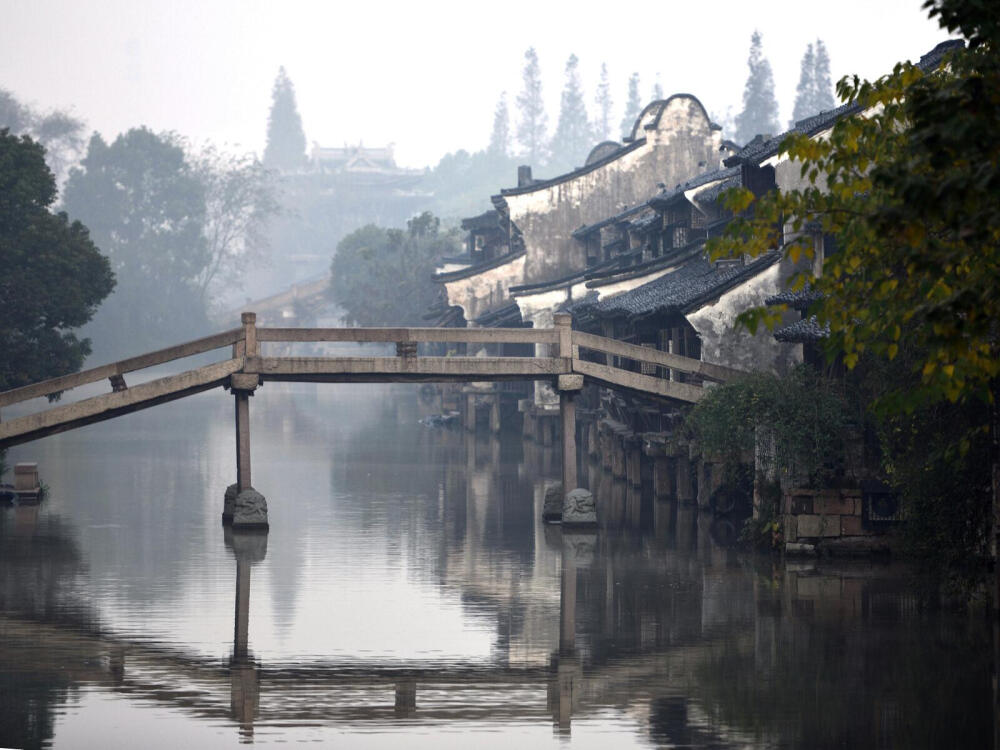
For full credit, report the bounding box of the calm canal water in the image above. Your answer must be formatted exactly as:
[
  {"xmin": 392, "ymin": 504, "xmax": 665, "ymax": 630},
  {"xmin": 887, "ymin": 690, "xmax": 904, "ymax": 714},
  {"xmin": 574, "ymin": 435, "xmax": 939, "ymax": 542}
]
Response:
[{"xmin": 1, "ymin": 382, "xmax": 993, "ymax": 749}]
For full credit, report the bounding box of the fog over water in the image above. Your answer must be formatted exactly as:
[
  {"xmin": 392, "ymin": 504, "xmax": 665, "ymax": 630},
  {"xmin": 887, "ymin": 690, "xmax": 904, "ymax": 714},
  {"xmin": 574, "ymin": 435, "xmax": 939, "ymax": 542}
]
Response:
[{"xmin": 2, "ymin": 0, "xmax": 946, "ymax": 166}]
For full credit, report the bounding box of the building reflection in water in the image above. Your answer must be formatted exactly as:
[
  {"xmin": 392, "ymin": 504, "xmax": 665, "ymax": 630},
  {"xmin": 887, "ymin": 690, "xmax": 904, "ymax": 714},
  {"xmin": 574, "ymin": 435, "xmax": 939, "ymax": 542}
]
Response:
[{"xmin": 0, "ymin": 412, "xmax": 995, "ymax": 749}]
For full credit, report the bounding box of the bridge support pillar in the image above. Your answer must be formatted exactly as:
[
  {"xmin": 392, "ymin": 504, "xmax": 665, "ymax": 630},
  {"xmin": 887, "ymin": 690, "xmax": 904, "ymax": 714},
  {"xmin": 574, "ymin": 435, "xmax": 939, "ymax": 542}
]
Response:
[
  {"xmin": 225, "ymin": 364, "xmax": 268, "ymax": 529},
  {"xmin": 558, "ymin": 374, "xmax": 583, "ymax": 495},
  {"xmin": 235, "ymin": 390, "xmax": 252, "ymax": 492}
]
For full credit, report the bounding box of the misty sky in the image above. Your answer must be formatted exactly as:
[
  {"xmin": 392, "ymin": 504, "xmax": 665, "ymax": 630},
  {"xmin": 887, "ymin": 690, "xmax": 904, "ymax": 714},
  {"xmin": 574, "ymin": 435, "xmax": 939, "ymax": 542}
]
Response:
[{"xmin": 2, "ymin": 0, "xmax": 947, "ymax": 169}]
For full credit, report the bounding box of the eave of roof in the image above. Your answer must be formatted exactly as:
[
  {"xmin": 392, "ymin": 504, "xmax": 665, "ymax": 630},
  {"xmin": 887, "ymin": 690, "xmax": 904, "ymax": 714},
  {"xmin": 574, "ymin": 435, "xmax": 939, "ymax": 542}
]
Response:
[
  {"xmin": 774, "ymin": 315, "xmax": 830, "ymax": 343},
  {"xmin": 432, "ymin": 249, "xmax": 525, "ymax": 283},
  {"xmin": 577, "ymin": 251, "xmax": 781, "ymax": 321},
  {"xmin": 498, "ymin": 139, "xmax": 645, "ymax": 197},
  {"xmin": 508, "ymin": 257, "xmax": 620, "ymax": 296},
  {"xmin": 584, "ymin": 243, "xmax": 705, "ymax": 287},
  {"xmin": 648, "ymin": 166, "xmax": 741, "ymax": 209},
  {"xmin": 473, "ymin": 302, "xmax": 524, "ymax": 327},
  {"xmin": 764, "ymin": 285, "xmax": 824, "ymax": 310},
  {"xmin": 460, "ymin": 209, "xmax": 500, "ymax": 231},
  {"xmin": 572, "ymin": 203, "xmax": 649, "ymax": 238}
]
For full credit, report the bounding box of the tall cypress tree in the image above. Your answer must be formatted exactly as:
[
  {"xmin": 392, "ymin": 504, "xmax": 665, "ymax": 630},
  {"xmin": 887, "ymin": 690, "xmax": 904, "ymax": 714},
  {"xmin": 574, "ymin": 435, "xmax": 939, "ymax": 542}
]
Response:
[
  {"xmin": 263, "ymin": 67, "xmax": 307, "ymax": 171},
  {"xmin": 791, "ymin": 43, "xmax": 816, "ymax": 126},
  {"xmin": 651, "ymin": 74, "xmax": 664, "ymax": 102},
  {"xmin": 734, "ymin": 31, "xmax": 780, "ymax": 145},
  {"xmin": 812, "ymin": 40, "xmax": 835, "ymax": 112},
  {"xmin": 790, "ymin": 39, "xmax": 836, "ymax": 127},
  {"xmin": 621, "ymin": 72, "xmax": 642, "ymax": 139},
  {"xmin": 488, "ymin": 92, "xmax": 511, "ymax": 156},
  {"xmin": 550, "ymin": 54, "xmax": 591, "ymax": 171},
  {"xmin": 516, "ymin": 48, "xmax": 548, "ymax": 166},
  {"xmin": 594, "ymin": 63, "xmax": 613, "ymax": 142}
]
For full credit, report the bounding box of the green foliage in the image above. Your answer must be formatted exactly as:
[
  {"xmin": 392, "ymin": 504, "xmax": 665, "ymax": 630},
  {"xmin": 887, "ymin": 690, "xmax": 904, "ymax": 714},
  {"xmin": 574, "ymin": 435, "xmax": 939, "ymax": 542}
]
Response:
[
  {"xmin": 709, "ymin": 4, "xmax": 1000, "ymax": 573},
  {"xmin": 709, "ymin": 30, "xmax": 1000, "ymax": 411},
  {"xmin": 62, "ymin": 128, "xmax": 209, "ymax": 359},
  {"xmin": 734, "ymin": 30, "xmax": 781, "ymax": 145},
  {"xmin": 549, "ymin": 54, "xmax": 592, "ymax": 173},
  {"xmin": 882, "ymin": 389, "xmax": 992, "ymax": 570},
  {"xmin": 740, "ymin": 478, "xmax": 783, "ymax": 551},
  {"xmin": 516, "ymin": 48, "xmax": 548, "ymax": 166},
  {"xmin": 0, "ymin": 129, "xmax": 114, "ymax": 390},
  {"xmin": 620, "ymin": 72, "xmax": 642, "ymax": 139},
  {"xmin": 329, "ymin": 212, "xmax": 461, "ymax": 326},
  {"xmin": 263, "ymin": 67, "xmax": 307, "ymax": 171},
  {"xmin": 687, "ymin": 367, "xmax": 854, "ymax": 488}
]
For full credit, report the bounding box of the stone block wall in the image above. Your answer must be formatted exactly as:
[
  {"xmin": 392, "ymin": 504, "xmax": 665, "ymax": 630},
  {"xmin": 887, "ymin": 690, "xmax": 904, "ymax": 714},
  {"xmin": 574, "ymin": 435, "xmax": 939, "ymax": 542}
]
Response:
[{"xmin": 782, "ymin": 488, "xmax": 893, "ymax": 557}]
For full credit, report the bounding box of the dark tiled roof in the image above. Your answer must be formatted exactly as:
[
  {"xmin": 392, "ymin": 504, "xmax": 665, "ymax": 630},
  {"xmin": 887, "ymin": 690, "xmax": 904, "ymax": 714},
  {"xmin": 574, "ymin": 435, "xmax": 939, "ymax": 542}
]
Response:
[
  {"xmin": 724, "ymin": 103, "xmax": 861, "ymax": 167},
  {"xmin": 764, "ymin": 284, "xmax": 824, "ymax": 310},
  {"xmin": 432, "ymin": 249, "xmax": 525, "ymax": 282},
  {"xmin": 918, "ymin": 39, "xmax": 964, "ymax": 69},
  {"xmin": 559, "ymin": 290, "xmax": 599, "ymax": 315},
  {"xmin": 474, "ymin": 302, "xmax": 523, "ymax": 327},
  {"xmin": 572, "ymin": 203, "xmax": 647, "ymax": 238},
  {"xmin": 461, "ymin": 210, "xmax": 500, "ymax": 231},
  {"xmin": 692, "ymin": 176, "xmax": 740, "ymax": 207},
  {"xmin": 725, "ymin": 40, "xmax": 964, "ymax": 168},
  {"xmin": 629, "ymin": 211, "xmax": 661, "ymax": 231},
  {"xmin": 577, "ymin": 250, "xmax": 781, "ymax": 320},
  {"xmin": 647, "ymin": 166, "xmax": 741, "ymax": 208},
  {"xmin": 584, "ymin": 243, "xmax": 703, "ymax": 285},
  {"xmin": 774, "ymin": 315, "xmax": 830, "ymax": 343},
  {"xmin": 585, "ymin": 141, "xmax": 623, "ymax": 166}
]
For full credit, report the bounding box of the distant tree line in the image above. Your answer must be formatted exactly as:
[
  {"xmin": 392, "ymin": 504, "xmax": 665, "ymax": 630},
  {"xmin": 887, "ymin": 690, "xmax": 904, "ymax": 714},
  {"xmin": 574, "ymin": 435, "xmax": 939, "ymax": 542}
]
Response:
[
  {"xmin": 0, "ymin": 88, "xmax": 280, "ymax": 367},
  {"xmin": 424, "ymin": 37, "xmax": 836, "ymax": 219}
]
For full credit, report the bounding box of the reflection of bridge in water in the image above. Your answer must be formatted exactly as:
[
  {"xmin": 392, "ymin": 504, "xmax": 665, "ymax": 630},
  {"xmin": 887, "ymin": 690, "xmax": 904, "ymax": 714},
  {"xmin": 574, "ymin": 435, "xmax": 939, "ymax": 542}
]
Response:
[
  {"xmin": 1, "ymin": 491, "xmax": 987, "ymax": 748},
  {"xmin": 0, "ymin": 506, "xmax": 755, "ymax": 745}
]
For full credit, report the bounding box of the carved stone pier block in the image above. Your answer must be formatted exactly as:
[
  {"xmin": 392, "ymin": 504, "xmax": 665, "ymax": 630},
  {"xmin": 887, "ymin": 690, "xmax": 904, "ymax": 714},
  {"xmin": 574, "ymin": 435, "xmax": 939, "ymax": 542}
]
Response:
[
  {"xmin": 562, "ymin": 488, "xmax": 597, "ymax": 527},
  {"xmin": 232, "ymin": 488, "xmax": 269, "ymax": 529}
]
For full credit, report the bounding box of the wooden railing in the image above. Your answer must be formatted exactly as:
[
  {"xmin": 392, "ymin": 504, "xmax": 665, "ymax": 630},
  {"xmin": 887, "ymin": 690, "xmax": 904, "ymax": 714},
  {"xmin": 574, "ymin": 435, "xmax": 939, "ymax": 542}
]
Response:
[
  {"xmin": 571, "ymin": 331, "xmax": 742, "ymax": 384},
  {"xmin": 0, "ymin": 311, "xmax": 748, "ymax": 449},
  {"xmin": 0, "ymin": 327, "xmax": 244, "ymax": 410},
  {"xmin": 256, "ymin": 326, "xmax": 559, "ymax": 345}
]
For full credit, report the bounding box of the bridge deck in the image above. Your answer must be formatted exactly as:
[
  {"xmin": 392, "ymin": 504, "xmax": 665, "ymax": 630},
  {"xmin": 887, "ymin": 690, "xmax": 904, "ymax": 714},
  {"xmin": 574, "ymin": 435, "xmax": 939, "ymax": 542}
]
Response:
[{"xmin": 0, "ymin": 314, "xmax": 745, "ymax": 450}]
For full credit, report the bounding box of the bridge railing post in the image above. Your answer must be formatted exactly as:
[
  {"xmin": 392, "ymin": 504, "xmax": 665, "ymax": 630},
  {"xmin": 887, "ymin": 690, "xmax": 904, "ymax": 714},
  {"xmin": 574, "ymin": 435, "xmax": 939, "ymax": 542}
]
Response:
[
  {"xmin": 241, "ymin": 312, "xmax": 258, "ymax": 358},
  {"xmin": 554, "ymin": 313, "xmax": 573, "ymax": 362}
]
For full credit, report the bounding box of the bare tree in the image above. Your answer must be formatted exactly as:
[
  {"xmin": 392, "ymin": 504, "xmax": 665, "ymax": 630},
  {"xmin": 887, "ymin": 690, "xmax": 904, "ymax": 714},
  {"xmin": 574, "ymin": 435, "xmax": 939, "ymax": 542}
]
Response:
[{"xmin": 190, "ymin": 145, "xmax": 282, "ymax": 308}]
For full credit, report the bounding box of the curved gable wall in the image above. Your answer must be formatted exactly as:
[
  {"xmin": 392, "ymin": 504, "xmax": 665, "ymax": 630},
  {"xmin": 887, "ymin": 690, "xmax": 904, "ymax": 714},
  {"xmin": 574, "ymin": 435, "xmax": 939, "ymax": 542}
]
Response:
[{"xmin": 504, "ymin": 94, "xmax": 724, "ymax": 283}]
